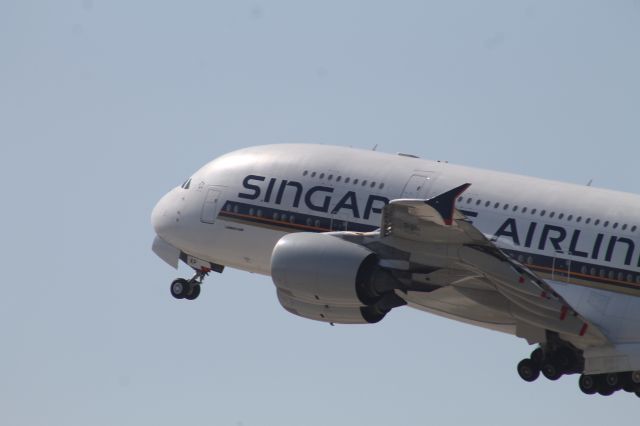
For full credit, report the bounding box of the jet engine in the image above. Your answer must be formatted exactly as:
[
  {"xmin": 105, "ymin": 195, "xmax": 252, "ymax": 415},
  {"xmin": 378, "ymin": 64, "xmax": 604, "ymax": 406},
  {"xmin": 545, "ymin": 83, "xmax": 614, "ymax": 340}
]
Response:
[{"xmin": 270, "ymin": 232, "xmax": 406, "ymax": 323}]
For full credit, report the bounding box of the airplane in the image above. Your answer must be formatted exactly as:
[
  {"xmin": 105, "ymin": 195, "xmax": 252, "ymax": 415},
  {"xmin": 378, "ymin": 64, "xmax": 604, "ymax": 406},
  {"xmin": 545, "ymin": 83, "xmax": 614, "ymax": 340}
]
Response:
[{"xmin": 151, "ymin": 143, "xmax": 640, "ymax": 398}]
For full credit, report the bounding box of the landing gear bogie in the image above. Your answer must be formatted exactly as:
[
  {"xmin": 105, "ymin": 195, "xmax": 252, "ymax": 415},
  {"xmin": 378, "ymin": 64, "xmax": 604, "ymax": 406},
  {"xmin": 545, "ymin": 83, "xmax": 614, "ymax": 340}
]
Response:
[
  {"xmin": 577, "ymin": 372, "xmax": 640, "ymax": 397},
  {"xmin": 170, "ymin": 269, "xmax": 208, "ymax": 301},
  {"xmin": 518, "ymin": 344, "xmax": 640, "ymax": 398},
  {"xmin": 516, "ymin": 345, "xmax": 574, "ymax": 383}
]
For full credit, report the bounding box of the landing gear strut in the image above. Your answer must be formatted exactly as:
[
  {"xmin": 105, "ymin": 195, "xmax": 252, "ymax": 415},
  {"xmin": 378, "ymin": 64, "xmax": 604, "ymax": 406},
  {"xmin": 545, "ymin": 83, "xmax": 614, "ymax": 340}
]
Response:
[{"xmin": 170, "ymin": 270, "xmax": 208, "ymax": 301}]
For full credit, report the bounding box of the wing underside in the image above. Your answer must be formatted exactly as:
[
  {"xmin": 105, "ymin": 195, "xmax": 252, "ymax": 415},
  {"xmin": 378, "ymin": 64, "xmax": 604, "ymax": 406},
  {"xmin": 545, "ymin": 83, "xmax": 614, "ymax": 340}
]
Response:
[{"xmin": 338, "ymin": 184, "xmax": 609, "ymax": 349}]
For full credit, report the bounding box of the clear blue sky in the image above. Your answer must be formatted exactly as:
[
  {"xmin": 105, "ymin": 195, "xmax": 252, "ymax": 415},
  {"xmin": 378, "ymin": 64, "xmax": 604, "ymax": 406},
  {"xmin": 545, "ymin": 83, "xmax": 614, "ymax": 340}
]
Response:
[{"xmin": 2, "ymin": 1, "xmax": 639, "ymax": 425}]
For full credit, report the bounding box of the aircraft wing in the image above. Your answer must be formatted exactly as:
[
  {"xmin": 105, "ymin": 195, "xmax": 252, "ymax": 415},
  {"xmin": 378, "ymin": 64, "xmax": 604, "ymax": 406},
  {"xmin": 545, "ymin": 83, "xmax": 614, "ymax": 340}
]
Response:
[{"xmin": 365, "ymin": 183, "xmax": 609, "ymax": 347}]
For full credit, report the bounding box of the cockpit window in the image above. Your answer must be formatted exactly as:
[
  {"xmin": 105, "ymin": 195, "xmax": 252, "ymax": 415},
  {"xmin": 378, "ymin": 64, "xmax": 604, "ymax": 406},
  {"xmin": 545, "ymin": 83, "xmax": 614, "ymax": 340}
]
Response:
[{"xmin": 181, "ymin": 178, "xmax": 192, "ymax": 189}]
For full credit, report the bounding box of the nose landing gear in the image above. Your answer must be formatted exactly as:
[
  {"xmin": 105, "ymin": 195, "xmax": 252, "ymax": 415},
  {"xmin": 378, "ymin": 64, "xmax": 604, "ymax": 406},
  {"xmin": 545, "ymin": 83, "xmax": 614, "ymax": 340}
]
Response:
[{"xmin": 170, "ymin": 270, "xmax": 208, "ymax": 301}]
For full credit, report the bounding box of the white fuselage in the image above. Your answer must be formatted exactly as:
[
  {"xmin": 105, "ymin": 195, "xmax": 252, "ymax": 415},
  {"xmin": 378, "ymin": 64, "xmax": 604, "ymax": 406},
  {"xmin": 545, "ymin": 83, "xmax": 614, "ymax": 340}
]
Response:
[{"xmin": 152, "ymin": 144, "xmax": 640, "ymax": 343}]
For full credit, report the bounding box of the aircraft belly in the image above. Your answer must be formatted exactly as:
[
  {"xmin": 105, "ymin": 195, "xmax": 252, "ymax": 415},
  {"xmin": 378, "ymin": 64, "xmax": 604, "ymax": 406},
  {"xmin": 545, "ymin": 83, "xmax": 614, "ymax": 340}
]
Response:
[
  {"xmin": 547, "ymin": 279, "xmax": 640, "ymax": 344},
  {"xmin": 184, "ymin": 219, "xmax": 280, "ymax": 275}
]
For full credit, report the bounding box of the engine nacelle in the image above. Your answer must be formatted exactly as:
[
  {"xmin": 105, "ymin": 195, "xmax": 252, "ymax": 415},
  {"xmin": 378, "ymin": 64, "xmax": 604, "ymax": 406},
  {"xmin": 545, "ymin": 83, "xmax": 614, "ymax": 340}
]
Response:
[
  {"xmin": 270, "ymin": 232, "xmax": 402, "ymax": 308},
  {"xmin": 277, "ymin": 289, "xmax": 386, "ymax": 324}
]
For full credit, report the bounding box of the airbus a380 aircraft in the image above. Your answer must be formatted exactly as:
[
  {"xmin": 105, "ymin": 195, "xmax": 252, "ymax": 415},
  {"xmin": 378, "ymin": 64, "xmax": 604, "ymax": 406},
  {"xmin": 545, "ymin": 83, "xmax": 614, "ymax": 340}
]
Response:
[{"xmin": 151, "ymin": 144, "xmax": 640, "ymax": 397}]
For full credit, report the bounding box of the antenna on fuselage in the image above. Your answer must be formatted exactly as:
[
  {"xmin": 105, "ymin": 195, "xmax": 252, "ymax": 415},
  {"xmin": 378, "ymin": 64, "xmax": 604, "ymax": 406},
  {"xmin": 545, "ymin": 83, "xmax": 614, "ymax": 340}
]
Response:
[
  {"xmin": 587, "ymin": 179, "xmax": 593, "ymax": 187},
  {"xmin": 372, "ymin": 144, "xmax": 378, "ymax": 151}
]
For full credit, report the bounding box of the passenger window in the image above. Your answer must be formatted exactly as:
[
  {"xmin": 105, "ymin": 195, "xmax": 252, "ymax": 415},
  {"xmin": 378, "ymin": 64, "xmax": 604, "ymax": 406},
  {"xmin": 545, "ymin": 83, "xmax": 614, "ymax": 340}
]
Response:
[
  {"xmin": 485, "ymin": 201, "xmax": 491, "ymax": 207},
  {"xmin": 558, "ymin": 213, "xmax": 564, "ymax": 220},
  {"xmin": 522, "ymin": 207, "xmax": 528, "ymax": 213},
  {"xmin": 604, "ymin": 221, "xmax": 609, "ymax": 228},
  {"xmin": 549, "ymin": 212, "xmax": 555, "ymax": 218},
  {"xmin": 494, "ymin": 202, "xmax": 500, "ymax": 208},
  {"xmin": 476, "ymin": 199, "xmax": 482, "ymax": 205},
  {"xmin": 353, "ymin": 179, "xmax": 359, "ymax": 185},
  {"xmin": 531, "ymin": 208, "xmax": 537, "ymax": 215},
  {"xmin": 540, "ymin": 210, "xmax": 546, "ymax": 217},
  {"xmin": 613, "ymin": 222, "xmax": 619, "ymax": 229}
]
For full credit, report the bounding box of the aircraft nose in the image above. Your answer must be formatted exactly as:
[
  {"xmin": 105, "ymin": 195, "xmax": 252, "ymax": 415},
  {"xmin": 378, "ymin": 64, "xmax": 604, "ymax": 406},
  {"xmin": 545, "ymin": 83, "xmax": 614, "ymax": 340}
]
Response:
[{"xmin": 151, "ymin": 191, "xmax": 178, "ymax": 241}]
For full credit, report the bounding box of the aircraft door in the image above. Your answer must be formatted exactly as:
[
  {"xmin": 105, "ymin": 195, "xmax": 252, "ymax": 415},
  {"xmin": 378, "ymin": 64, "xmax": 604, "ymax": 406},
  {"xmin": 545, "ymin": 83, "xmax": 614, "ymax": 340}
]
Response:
[
  {"xmin": 402, "ymin": 173, "xmax": 438, "ymax": 199},
  {"xmin": 330, "ymin": 212, "xmax": 350, "ymax": 232},
  {"xmin": 552, "ymin": 257, "xmax": 572, "ymax": 283},
  {"xmin": 200, "ymin": 187, "xmax": 223, "ymax": 224},
  {"xmin": 329, "ymin": 176, "xmax": 351, "ymax": 231}
]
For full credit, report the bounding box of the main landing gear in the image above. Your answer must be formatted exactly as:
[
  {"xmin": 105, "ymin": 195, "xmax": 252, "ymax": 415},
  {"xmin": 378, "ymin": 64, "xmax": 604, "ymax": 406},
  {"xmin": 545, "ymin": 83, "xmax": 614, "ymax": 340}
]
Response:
[
  {"xmin": 170, "ymin": 270, "xmax": 209, "ymax": 301},
  {"xmin": 577, "ymin": 371, "xmax": 640, "ymax": 397},
  {"xmin": 516, "ymin": 346, "xmax": 640, "ymax": 398},
  {"xmin": 517, "ymin": 346, "xmax": 581, "ymax": 383}
]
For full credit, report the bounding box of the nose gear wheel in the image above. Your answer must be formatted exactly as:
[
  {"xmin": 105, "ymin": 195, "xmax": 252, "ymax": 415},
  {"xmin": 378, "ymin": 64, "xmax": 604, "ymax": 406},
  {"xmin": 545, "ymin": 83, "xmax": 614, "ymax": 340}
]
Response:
[{"xmin": 169, "ymin": 270, "xmax": 209, "ymax": 301}]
